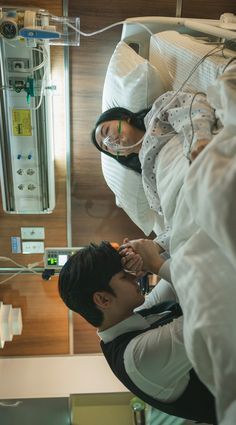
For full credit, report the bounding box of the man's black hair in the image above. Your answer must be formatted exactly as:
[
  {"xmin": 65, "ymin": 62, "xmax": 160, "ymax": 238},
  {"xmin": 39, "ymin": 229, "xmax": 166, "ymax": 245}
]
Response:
[
  {"xmin": 58, "ymin": 241, "xmax": 122, "ymax": 327},
  {"xmin": 91, "ymin": 106, "xmax": 151, "ymax": 174}
]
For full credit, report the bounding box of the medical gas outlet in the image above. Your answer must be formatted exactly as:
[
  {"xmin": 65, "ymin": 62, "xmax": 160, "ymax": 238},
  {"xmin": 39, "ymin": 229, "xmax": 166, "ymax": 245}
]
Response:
[
  {"xmin": 0, "ymin": 6, "xmax": 80, "ymax": 213},
  {"xmin": 0, "ymin": 6, "xmax": 80, "ymax": 46}
]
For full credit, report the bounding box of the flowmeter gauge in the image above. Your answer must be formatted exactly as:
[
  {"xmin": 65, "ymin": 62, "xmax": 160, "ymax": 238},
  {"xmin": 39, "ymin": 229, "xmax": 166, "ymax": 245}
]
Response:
[{"xmin": 0, "ymin": 19, "xmax": 18, "ymax": 39}]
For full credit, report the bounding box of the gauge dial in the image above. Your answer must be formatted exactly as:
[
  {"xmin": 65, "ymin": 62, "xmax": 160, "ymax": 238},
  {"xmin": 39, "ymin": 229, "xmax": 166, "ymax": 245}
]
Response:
[{"xmin": 0, "ymin": 20, "xmax": 18, "ymax": 39}]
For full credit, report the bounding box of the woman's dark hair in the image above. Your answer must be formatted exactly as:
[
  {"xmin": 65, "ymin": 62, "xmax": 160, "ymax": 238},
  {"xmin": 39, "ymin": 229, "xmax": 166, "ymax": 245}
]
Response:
[
  {"xmin": 91, "ymin": 106, "xmax": 151, "ymax": 174},
  {"xmin": 58, "ymin": 241, "xmax": 122, "ymax": 327}
]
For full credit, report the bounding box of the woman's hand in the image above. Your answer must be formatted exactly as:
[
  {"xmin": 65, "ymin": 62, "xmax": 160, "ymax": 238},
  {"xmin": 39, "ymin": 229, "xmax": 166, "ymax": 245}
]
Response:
[
  {"xmin": 119, "ymin": 238, "xmax": 165, "ymax": 275},
  {"xmin": 121, "ymin": 250, "xmax": 145, "ymax": 277},
  {"xmin": 190, "ymin": 139, "xmax": 210, "ymax": 162}
]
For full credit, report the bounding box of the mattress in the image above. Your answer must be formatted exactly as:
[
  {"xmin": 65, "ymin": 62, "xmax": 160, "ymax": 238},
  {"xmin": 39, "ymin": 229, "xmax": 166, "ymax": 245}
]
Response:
[{"xmin": 149, "ymin": 30, "xmax": 232, "ymax": 93}]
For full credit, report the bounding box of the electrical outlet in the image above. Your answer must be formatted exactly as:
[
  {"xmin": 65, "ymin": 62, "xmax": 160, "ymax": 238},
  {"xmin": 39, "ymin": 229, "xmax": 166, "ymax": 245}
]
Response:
[
  {"xmin": 7, "ymin": 58, "xmax": 30, "ymax": 72},
  {"xmin": 22, "ymin": 241, "xmax": 44, "ymax": 254},
  {"xmin": 21, "ymin": 227, "xmax": 45, "ymax": 240}
]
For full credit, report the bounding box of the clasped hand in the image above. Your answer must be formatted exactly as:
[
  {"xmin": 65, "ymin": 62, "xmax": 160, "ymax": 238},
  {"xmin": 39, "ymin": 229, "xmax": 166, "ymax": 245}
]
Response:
[{"xmin": 119, "ymin": 238, "xmax": 165, "ymax": 276}]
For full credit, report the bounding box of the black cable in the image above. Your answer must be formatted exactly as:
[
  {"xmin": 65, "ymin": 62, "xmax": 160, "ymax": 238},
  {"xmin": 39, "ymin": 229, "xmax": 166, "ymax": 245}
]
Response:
[
  {"xmin": 159, "ymin": 44, "xmax": 226, "ymax": 118},
  {"xmin": 160, "ymin": 41, "xmax": 231, "ymax": 165},
  {"xmin": 222, "ymin": 56, "xmax": 236, "ymax": 73}
]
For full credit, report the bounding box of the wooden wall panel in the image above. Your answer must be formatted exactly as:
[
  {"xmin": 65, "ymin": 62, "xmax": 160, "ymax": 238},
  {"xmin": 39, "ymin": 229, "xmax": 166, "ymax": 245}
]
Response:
[
  {"xmin": 0, "ymin": 275, "xmax": 69, "ymax": 356},
  {"xmin": 182, "ymin": 0, "xmax": 236, "ymax": 19},
  {"xmin": 0, "ymin": 0, "xmax": 62, "ymax": 17},
  {"xmin": 73, "ymin": 313, "xmax": 101, "ymax": 354},
  {"xmin": 0, "ymin": 0, "xmax": 69, "ymax": 355},
  {"xmin": 69, "ymin": 0, "xmax": 177, "ymax": 30},
  {"xmin": 70, "ymin": 33, "xmax": 146, "ymax": 248},
  {"xmin": 70, "ymin": 0, "xmax": 177, "ymax": 248},
  {"xmin": 69, "ymin": 0, "xmax": 177, "ymax": 354},
  {"xmin": 71, "ymin": 31, "xmax": 144, "ymax": 354}
]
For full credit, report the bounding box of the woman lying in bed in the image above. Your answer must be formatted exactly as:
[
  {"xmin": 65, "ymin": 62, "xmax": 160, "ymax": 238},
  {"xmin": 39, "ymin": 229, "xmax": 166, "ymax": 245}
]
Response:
[
  {"xmin": 92, "ymin": 92, "xmax": 214, "ymax": 163},
  {"xmin": 92, "ymin": 90, "xmax": 217, "ymax": 251},
  {"xmin": 91, "ymin": 83, "xmax": 236, "ymax": 424}
]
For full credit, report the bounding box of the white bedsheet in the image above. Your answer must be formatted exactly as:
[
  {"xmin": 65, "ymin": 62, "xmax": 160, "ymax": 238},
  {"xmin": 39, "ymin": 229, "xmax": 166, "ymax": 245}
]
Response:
[{"xmin": 150, "ymin": 30, "xmax": 232, "ymax": 93}]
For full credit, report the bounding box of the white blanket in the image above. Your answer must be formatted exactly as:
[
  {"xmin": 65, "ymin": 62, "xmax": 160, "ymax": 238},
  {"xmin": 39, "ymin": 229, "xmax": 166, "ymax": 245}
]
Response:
[
  {"xmin": 169, "ymin": 67, "xmax": 236, "ymax": 424},
  {"xmin": 140, "ymin": 67, "xmax": 236, "ymax": 423},
  {"xmin": 184, "ymin": 70, "xmax": 236, "ymax": 271}
]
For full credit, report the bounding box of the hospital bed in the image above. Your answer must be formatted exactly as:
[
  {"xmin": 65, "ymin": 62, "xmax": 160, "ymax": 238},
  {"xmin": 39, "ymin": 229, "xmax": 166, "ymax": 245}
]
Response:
[
  {"xmin": 100, "ymin": 15, "xmax": 236, "ymax": 237},
  {"xmin": 100, "ymin": 17, "xmax": 236, "ymax": 423}
]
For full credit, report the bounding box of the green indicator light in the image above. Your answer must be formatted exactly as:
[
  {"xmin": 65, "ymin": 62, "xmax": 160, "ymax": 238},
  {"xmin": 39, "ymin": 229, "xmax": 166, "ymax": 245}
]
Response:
[{"xmin": 48, "ymin": 258, "xmax": 58, "ymax": 265}]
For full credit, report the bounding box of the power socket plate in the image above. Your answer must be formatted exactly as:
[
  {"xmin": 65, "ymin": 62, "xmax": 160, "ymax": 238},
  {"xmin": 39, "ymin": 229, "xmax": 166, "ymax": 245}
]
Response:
[
  {"xmin": 21, "ymin": 227, "xmax": 45, "ymax": 240},
  {"xmin": 22, "ymin": 241, "xmax": 44, "ymax": 254}
]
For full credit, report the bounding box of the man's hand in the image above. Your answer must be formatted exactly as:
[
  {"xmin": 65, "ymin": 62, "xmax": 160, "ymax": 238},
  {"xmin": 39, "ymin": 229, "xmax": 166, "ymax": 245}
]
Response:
[{"xmin": 119, "ymin": 238, "xmax": 165, "ymax": 275}]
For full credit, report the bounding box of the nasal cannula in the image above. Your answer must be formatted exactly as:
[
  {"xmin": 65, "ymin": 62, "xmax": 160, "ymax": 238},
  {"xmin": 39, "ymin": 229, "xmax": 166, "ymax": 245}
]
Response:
[{"xmin": 103, "ymin": 120, "xmax": 143, "ymax": 155}]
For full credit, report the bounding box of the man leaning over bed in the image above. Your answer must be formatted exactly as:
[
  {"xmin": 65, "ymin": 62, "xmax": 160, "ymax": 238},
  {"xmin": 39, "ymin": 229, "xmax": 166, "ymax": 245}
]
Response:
[{"xmin": 58, "ymin": 241, "xmax": 217, "ymax": 424}]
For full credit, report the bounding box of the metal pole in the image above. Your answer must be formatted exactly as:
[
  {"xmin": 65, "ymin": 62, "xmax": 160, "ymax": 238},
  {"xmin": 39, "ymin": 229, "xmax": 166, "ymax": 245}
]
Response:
[
  {"xmin": 176, "ymin": 0, "xmax": 183, "ymax": 18},
  {"xmin": 63, "ymin": 0, "xmax": 74, "ymax": 356}
]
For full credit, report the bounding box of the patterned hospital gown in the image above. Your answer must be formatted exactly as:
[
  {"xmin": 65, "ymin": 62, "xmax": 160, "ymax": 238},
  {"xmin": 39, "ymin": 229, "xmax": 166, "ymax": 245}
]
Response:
[{"xmin": 139, "ymin": 90, "xmax": 216, "ymax": 251}]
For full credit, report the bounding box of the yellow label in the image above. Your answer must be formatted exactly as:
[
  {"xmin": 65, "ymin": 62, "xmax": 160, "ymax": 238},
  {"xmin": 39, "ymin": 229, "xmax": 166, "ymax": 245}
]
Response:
[{"xmin": 12, "ymin": 109, "xmax": 32, "ymax": 136}]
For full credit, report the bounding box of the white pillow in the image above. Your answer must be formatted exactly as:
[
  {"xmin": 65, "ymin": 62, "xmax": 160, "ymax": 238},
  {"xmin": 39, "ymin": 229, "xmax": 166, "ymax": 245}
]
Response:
[
  {"xmin": 101, "ymin": 154, "xmax": 157, "ymax": 235},
  {"xmin": 102, "ymin": 40, "xmax": 166, "ymax": 111},
  {"xmin": 101, "ymin": 41, "xmax": 165, "ymax": 235}
]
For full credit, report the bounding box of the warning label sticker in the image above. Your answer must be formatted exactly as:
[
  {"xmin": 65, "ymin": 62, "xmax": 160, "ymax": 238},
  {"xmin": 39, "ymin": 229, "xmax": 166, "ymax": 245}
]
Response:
[{"xmin": 12, "ymin": 109, "xmax": 32, "ymax": 136}]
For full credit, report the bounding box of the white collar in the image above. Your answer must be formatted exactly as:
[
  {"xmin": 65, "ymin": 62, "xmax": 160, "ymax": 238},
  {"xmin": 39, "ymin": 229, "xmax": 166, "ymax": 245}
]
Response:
[{"xmin": 98, "ymin": 313, "xmax": 150, "ymax": 343}]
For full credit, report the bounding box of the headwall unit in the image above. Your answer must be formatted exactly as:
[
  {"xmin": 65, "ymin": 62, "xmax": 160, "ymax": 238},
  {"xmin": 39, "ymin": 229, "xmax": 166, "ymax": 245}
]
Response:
[{"xmin": 0, "ymin": 35, "xmax": 55, "ymax": 213}]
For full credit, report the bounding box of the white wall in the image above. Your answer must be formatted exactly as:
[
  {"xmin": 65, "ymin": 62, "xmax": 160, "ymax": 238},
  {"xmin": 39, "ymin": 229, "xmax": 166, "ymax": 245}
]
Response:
[{"xmin": 0, "ymin": 354, "xmax": 126, "ymax": 399}]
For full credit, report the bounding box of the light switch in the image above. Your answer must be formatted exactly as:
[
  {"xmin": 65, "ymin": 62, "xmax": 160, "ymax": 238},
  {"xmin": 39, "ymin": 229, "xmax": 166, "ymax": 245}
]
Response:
[
  {"xmin": 21, "ymin": 227, "xmax": 45, "ymax": 240},
  {"xmin": 11, "ymin": 236, "xmax": 21, "ymax": 253},
  {"xmin": 22, "ymin": 241, "xmax": 44, "ymax": 254}
]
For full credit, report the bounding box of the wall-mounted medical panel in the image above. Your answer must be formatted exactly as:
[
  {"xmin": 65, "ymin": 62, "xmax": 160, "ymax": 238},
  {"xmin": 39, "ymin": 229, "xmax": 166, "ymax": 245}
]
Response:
[{"xmin": 0, "ymin": 37, "xmax": 55, "ymax": 213}]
